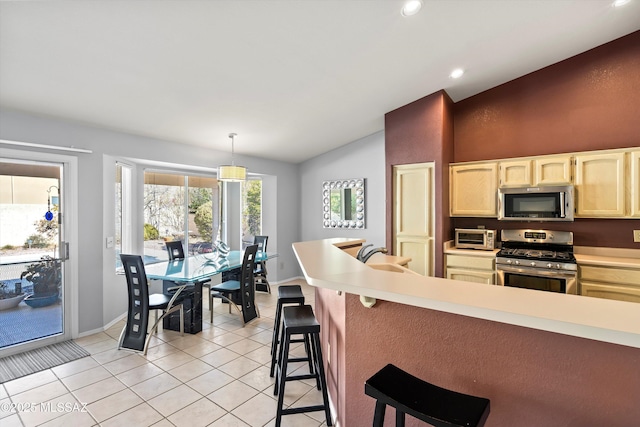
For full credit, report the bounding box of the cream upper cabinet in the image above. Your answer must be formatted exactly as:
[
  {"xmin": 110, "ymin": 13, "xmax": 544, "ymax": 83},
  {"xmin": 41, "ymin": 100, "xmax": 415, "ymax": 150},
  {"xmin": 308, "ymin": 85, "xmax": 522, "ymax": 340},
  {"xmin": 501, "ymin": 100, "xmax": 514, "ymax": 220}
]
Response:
[
  {"xmin": 534, "ymin": 155, "xmax": 572, "ymax": 185},
  {"xmin": 450, "ymin": 162, "xmax": 498, "ymax": 217},
  {"xmin": 574, "ymin": 151, "xmax": 626, "ymax": 217},
  {"xmin": 499, "ymin": 155, "xmax": 572, "ymax": 188},
  {"xmin": 394, "ymin": 163, "xmax": 434, "ymax": 276},
  {"xmin": 631, "ymin": 150, "xmax": 640, "ymax": 217},
  {"xmin": 499, "ymin": 160, "xmax": 532, "ymax": 187},
  {"xmin": 451, "ymin": 148, "xmax": 637, "ymax": 219}
]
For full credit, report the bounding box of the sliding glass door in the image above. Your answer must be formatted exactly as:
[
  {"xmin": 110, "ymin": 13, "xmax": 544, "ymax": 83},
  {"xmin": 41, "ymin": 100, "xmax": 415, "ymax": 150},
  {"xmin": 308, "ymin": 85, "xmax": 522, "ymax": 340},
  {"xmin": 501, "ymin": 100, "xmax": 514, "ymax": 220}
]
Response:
[{"xmin": 0, "ymin": 158, "xmax": 69, "ymax": 353}]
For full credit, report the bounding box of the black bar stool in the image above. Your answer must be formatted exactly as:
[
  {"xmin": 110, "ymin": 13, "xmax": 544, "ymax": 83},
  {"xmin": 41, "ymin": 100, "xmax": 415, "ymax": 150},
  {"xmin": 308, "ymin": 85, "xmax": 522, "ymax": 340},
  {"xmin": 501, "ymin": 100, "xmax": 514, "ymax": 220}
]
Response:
[
  {"xmin": 273, "ymin": 305, "xmax": 332, "ymax": 427},
  {"xmin": 365, "ymin": 364, "xmax": 490, "ymax": 427},
  {"xmin": 269, "ymin": 285, "xmax": 307, "ymax": 377}
]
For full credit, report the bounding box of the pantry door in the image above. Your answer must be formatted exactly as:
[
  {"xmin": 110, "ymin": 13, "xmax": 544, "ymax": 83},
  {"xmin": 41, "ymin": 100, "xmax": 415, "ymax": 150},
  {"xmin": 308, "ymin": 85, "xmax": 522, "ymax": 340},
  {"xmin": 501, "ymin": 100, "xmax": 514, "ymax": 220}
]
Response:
[{"xmin": 393, "ymin": 162, "xmax": 435, "ymax": 276}]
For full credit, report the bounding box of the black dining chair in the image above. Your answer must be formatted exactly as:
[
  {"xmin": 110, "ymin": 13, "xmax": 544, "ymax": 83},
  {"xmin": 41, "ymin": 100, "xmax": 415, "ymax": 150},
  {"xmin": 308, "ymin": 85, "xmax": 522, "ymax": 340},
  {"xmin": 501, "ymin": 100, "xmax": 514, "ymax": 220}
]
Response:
[
  {"xmin": 208, "ymin": 244, "xmax": 260, "ymax": 325},
  {"xmin": 165, "ymin": 240, "xmax": 185, "ymax": 260},
  {"xmin": 253, "ymin": 235, "xmax": 271, "ymax": 293},
  {"xmin": 118, "ymin": 254, "xmax": 186, "ymax": 355}
]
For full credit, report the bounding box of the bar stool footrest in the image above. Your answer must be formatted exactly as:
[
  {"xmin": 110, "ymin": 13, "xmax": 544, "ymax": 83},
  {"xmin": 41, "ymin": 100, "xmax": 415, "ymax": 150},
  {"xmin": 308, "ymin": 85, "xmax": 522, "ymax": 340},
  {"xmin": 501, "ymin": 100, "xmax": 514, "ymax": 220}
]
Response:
[
  {"xmin": 281, "ymin": 405, "xmax": 328, "ymax": 416},
  {"xmin": 285, "ymin": 373, "xmax": 317, "ymax": 382},
  {"xmin": 287, "ymin": 356, "xmax": 311, "ymax": 363}
]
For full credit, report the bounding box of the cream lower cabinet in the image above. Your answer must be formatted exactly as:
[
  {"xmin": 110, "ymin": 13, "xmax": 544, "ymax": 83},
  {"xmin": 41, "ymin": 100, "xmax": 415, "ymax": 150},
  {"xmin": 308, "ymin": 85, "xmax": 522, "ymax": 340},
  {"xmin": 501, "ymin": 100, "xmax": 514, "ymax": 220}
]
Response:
[
  {"xmin": 450, "ymin": 162, "xmax": 498, "ymax": 216},
  {"xmin": 574, "ymin": 151, "xmax": 626, "ymax": 217},
  {"xmin": 445, "ymin": 254, "xmax": 496, "ymax": 285},
  {"xmin": 579, "ymin": 264, "xmax": 640, "ymax": 303}
]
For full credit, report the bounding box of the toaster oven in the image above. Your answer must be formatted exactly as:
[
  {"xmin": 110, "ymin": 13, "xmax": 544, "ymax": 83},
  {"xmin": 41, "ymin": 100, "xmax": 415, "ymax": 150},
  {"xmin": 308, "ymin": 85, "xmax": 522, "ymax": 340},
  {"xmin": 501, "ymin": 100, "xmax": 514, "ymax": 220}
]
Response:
[{"xmin": 454, "ymin": 228, "xmax": 497, "ymax": 250}]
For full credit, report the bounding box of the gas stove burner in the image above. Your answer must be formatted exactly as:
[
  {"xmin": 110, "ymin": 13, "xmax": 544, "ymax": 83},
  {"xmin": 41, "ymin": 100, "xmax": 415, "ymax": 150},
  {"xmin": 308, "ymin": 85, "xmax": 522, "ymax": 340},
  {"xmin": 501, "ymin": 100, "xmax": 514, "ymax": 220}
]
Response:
[{"xmin": 498, "ymin": 248, "xmax": 575, "ymax": 262}]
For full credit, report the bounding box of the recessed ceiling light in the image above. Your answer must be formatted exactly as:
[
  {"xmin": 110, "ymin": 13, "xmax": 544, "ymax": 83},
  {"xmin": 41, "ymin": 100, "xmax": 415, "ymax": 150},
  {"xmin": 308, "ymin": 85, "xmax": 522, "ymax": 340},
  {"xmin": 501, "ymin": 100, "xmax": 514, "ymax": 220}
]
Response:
[
  {"xmin": 401, "ymin": 0, "xmax": 423, "ymax": 17},
  {"xmin": 612, "ymin": 0, "xmax": 631, "ymax": 7},
  {"xmin": 450, "ymin": 68, "xmax": 465, "ymax": 79}
]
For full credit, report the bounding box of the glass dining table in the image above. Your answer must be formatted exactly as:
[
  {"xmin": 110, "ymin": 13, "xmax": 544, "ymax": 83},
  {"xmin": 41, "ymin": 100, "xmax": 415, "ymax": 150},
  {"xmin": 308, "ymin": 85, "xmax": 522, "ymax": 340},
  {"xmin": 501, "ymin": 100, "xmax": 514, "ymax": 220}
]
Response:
[
  {"xmin": 145, "ymin": 250, "xmax": 274, "ymax": 283},
  {"xmin": 144, "ymin": 250, "xmax": 276, "ymax": 333}
]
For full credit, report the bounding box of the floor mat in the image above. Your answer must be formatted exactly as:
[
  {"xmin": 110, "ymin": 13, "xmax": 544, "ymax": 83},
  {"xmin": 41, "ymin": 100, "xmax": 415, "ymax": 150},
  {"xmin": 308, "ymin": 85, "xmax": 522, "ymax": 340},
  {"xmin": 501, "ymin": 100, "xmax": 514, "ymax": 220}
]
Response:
[{"xmin": 0, "ymin": 340, "xmax": 90, "ymax": 383}]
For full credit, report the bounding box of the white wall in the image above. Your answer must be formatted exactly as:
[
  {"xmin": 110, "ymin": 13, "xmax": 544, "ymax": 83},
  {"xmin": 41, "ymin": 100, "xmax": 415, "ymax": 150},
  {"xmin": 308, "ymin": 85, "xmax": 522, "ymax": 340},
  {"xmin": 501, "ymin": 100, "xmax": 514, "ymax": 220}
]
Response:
[
  {"xmin": 0, "ymin": 108, "xmax": 301, "ymax": 334},
  {"xmin": 0, "ymin": 108, "xmax": 384, "ymax": 334},
  {"xmin": 299, "ymin": 131, "xmax": 386, "ymax": 246}
]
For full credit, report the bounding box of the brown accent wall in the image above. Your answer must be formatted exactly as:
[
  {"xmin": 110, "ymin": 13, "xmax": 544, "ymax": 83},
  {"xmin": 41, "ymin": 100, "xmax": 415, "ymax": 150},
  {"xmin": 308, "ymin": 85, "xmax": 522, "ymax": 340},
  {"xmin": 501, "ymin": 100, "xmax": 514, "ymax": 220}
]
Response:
[
  {"xmin": 343, "ymin": 293, "xmax": 640, "ymax": 427},
  {"xmin": 453, "ymin": 217, "xmax": 640, "ymax": 249},
  {"xmin": 385, "ymin": 90, "xmax": 454, "ymax": 277},
  {"xmin": 453, "ymin": 31, "xmax": 640, "ymax": 163}
]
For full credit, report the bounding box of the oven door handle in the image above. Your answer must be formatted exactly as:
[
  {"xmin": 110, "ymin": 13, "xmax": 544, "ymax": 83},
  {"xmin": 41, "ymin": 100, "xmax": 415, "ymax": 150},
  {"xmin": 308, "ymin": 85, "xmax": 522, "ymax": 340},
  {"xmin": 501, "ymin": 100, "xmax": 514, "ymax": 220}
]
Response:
[{"xmin": 497, "ymin": 264, "xmax": 576, "ymax": 279}]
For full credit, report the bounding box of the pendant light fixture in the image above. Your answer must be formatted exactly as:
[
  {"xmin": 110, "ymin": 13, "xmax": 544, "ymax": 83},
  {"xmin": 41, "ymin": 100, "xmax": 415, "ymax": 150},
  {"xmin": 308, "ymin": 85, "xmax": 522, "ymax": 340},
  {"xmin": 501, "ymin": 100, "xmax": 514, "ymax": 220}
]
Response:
[{"xmin": 218, "ymin": 132, "xmax": 247, "ymax": 181}]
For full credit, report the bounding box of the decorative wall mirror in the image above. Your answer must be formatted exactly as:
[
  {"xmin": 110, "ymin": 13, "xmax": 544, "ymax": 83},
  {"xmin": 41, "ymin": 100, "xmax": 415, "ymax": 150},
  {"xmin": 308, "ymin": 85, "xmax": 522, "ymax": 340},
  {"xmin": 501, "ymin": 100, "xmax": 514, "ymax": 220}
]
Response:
[{"xmin": 322, "ymin": 178, "xmax": 365, "ymax": 228}]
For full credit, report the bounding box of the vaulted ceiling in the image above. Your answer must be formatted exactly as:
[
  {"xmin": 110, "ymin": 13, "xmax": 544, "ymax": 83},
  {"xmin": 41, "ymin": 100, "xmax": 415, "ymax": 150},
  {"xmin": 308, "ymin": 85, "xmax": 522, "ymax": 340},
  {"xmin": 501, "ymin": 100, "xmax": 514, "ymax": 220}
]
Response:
[{"xmin": 1, "ymin": 0, "xmax": 639, "ymax": 163}]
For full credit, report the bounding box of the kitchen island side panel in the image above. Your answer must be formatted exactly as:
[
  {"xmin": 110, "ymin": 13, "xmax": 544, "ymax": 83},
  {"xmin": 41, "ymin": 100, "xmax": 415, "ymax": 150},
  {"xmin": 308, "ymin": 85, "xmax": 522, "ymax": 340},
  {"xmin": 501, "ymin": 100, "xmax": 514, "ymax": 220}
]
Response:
[
  {"xmin": 314, "ymin": 286, "xmax": 347, "ymax": 425},
  {"xmin": 342, "ymin": 293, "xmax": 640, "ymax": 427}
]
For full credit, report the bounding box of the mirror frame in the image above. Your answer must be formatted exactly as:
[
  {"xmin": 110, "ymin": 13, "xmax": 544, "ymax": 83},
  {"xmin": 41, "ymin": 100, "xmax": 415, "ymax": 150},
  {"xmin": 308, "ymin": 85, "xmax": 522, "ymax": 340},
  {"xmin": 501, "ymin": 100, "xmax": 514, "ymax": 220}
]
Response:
[{"xmin": 322, "ymin": 178, "xmax": 365, "ymax": 229}]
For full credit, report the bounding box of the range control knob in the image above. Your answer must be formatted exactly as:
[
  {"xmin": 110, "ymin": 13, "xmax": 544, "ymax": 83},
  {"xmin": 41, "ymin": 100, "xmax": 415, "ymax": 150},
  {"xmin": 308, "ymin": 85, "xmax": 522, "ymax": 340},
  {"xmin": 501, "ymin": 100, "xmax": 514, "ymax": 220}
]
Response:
[
  {"xmin": 556, "ymin": 264, "xmax": 561, "ymax": 269},
  {"xmin": 546, "ymin": 263, "xmax": 553, "ymax": 268},
  {"xmin": 514, "ymin": 260, "xmax": 520, "ymax": 265},
  {"xmin": 530, "ymin": 261, "xmax": 536, "ymax": 267},
  {"xmin": 506, "ymin": 259, "xmax": 512, "ymax": 264}
]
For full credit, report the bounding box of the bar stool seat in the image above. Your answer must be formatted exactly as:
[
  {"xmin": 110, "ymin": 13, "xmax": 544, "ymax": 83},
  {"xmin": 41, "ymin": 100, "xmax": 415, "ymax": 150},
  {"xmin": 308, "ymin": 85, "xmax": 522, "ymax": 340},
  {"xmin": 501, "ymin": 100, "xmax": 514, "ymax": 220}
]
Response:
[
  {"xmin": 270, "ymin": 285, "xmax": 306, "ymax": 377},
  {"xmin": 365, "ymin": 364, "xmax": 490, "ymax": 427},
  {"xmin": 273, "ymin": 305, "xmax": 332, "ymax": 427}
]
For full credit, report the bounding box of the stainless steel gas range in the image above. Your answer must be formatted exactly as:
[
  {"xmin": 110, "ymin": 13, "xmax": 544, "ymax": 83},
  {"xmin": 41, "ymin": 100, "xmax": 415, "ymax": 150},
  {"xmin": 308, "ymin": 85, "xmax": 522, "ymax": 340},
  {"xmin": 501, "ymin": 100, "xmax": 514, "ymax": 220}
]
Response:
[{"xmin": 496, "ymin": 229, "xmax": 577, "ymax": 294}]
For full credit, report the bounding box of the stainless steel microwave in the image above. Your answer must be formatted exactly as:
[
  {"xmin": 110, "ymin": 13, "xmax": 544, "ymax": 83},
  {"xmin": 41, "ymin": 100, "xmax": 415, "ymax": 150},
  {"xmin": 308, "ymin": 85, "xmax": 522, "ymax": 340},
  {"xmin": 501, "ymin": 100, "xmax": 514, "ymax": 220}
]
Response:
[
  {"xmin": 455, "ymin": 228, "xmax": 496, "ymax": 250},
  {"xmin": 498, "ymin": 185, "xmax": 574, "ymax": 221}
]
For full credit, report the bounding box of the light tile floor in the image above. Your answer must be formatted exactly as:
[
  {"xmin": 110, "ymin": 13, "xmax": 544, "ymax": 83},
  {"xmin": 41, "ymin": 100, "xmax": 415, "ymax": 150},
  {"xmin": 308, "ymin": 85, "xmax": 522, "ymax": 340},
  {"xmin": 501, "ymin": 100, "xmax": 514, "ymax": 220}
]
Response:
[{"xmin": 0, "ymin": 280, "xmax": 331, "ymax": 427}]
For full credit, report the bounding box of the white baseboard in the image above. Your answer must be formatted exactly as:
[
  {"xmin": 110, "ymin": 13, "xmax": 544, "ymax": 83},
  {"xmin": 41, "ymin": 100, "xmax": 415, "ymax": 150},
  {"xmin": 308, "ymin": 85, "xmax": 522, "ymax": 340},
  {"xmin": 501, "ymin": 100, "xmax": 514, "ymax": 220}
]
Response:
[
  {"xmin": 77, "ymin": 312, "xmax": 126, "ymax": 338},
  {"xmin": 77, "ymin": 278, "xmax": 308, "ymax": 338},
  {"xmin": 272, "ymin": 276, "xmax": 305, "ymax": 285}
]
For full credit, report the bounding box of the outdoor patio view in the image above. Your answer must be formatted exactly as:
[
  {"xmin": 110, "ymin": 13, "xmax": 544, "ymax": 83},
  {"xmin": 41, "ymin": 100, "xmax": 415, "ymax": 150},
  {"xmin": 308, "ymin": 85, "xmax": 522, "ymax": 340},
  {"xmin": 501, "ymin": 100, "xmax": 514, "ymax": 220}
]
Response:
[
  {"xmin": 0, "ymin": 162, "xmax": 64, "ymax": 350},
  {"xmin": 140, "ymin": 172, "xmax": 262, "ymax": 264}
]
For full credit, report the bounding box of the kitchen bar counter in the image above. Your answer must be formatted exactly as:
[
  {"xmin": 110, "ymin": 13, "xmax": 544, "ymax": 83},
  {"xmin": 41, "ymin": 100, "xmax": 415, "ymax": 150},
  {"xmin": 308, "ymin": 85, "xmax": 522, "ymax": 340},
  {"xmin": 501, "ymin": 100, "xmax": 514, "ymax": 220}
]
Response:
[{"xmin": 293, "ymin": 238, "xmax": 640, "ymax": 349}]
